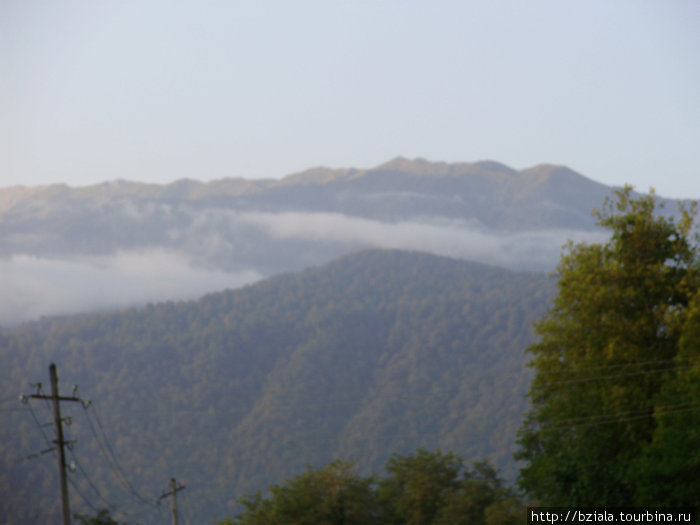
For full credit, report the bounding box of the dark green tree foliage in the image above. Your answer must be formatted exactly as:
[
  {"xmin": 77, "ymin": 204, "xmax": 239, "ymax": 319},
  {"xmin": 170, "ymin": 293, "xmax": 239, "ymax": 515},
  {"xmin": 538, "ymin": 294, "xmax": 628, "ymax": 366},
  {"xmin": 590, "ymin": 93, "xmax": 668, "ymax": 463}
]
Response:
[
  {"xmin": 632, "ymin": 290, "xmax": 700, "ymax": 506},
  {"xmin": 226, "ymin": 460, "xmax": 377, "ymax": 525},
  {"xmin": 224, "ymin": 450, "xmax": 523, "ymax": 525},
  {"xmin": 434, "ymin": 461, "xmax": 523, "ymax": 525},
  {"xmin": 74, "ymin": 508, "xmax": 125, "ymax": 525},
  {"xmin": 377, "ymin": 449, "xmax": 462, "ymax": 525},
  {"xmin": 516, "ymin": 187, "xmax": 700, "ymax": 506}
]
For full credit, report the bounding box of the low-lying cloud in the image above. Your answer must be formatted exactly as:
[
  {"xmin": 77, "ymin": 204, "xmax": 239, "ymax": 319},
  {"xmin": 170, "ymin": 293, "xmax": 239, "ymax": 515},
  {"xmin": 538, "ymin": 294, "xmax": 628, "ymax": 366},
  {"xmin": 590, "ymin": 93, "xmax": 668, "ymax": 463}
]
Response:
[
  {"xmin": 0, "ymin": 207, "xmax": 611, "ymax": 326},
  {"xmin": 240, "ymin": 211, "xmax": 609, "ymax": 271},
  {"xmin": 0, "ymin": 250, "xmax": 262, "ymax": 326}
]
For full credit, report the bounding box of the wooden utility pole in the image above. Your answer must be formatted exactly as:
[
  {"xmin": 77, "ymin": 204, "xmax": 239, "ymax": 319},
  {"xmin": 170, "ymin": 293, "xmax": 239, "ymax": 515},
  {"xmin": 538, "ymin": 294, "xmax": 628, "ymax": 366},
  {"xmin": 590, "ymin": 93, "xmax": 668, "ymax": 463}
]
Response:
[
  {"xmin": 31, "ymin": 363, "xmax": 81, "ymax": 525},
  {"xmin": 160, "ymin": 477, "xmax": 186, "ymax": 525}
]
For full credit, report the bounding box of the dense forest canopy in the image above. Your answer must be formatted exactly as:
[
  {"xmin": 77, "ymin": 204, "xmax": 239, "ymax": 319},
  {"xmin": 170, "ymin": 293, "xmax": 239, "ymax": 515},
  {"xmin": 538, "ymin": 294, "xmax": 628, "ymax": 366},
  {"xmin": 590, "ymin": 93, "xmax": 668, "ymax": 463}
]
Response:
[
  {"xmin": 0, "ymin": 250, "xmax": 551, "ymax": 524},
  {"xmin": 517, "ymin": 187, "xmax": 700, "ymax": 507}
]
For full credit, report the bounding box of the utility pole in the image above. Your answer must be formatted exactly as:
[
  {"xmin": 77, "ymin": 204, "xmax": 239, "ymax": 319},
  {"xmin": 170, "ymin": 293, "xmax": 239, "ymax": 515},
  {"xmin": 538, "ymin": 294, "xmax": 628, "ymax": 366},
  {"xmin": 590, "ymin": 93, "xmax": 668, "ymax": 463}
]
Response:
[
  {"xmin": 160, "ymin": 477, "xmax": 186, "ymax": 525},
  {"xmin": 30, "ymin": 363, "xmax": 81, "ymax": 525}
]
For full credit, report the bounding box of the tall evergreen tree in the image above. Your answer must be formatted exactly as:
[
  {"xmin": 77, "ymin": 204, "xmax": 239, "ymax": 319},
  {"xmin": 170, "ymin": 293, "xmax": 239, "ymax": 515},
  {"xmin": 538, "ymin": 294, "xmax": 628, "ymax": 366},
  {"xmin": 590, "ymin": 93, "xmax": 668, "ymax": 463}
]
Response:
[{"xmin": 516, "ymin": 187, "xmax": 699, "ymax": 505}]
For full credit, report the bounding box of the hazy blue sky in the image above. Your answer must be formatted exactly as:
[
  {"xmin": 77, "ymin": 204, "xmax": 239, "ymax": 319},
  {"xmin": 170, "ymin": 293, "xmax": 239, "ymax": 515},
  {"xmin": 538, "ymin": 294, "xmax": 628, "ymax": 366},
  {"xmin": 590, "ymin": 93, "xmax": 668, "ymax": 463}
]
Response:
[{"xmin": 2, "ymin": 1, "xmax": 699, "ymax": 198}]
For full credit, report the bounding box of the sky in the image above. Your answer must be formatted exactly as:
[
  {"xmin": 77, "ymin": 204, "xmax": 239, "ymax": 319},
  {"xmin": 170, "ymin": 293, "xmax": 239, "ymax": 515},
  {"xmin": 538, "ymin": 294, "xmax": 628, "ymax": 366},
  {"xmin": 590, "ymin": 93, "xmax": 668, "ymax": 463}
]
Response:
[{"xmin": 1, "ymin": 0, "xmax": 699, "ymax": 199}]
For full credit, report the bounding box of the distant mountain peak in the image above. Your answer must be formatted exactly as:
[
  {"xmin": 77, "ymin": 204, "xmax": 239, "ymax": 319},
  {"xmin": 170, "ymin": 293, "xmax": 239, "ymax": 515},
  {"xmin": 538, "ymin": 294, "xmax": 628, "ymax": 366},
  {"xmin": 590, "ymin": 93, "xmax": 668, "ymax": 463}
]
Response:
[
  {"xmin": 281, "ymin": 166, "xmax": 356, "ymax": 185},
  {"xmin": 373, "ymin": 157, "xmax": 519, "ymax": 178},
  {"xmin": 375, "ymin": 156, "xmax": 451, "ymax": 175},
  {"xmin": 518, "ymin": 164, "xmax": 605, "ymax": 186},
  {"xmin": 520, "ymin": 163, "xmax": 576, "ymax": 175},
  {"xmin": 474, "ymin": 160, "xmax": 518, "ymax": 174},
  {"xmin": 279, "ymin": 156, "xmax": 523, "ymax": 184}
]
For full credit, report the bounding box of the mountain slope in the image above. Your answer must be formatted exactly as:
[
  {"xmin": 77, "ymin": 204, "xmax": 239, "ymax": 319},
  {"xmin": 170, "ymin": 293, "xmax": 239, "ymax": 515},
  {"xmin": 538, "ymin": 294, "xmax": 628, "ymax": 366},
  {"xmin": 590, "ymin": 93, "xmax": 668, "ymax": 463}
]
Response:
[
  {"xmin": 0, "ymin": 249, "xmax": 553, "ymax": 524},
  {"xmin": 0, "ymin": 157, "xmax": 611, "ymax": 229},
  {"xmin": 0, "ymin": 158, "xmax": 611, "ymax": 324}
]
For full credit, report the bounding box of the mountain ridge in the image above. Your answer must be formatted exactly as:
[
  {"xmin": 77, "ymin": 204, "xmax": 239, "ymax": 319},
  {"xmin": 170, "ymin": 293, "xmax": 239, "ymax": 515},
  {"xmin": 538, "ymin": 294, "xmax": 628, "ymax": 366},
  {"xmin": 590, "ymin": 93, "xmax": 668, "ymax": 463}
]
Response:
[
  {"xmin": 0, "ymin": 157, "xmax": 602, "ymax": 198},
  {"xmin": 0, "ymin": 157, "xmax": 627, "ymax": 325},
  {"xmin": 0, "ymin": 157, "xmax": 613, "ymax": 232}
]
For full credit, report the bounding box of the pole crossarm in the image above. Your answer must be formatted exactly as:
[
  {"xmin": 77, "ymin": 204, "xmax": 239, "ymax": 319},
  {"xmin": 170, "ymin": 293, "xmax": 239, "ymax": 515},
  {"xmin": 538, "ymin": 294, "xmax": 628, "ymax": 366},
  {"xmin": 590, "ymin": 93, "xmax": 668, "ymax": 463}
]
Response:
[
  {"xmin": 159, "ymin": 484, "xmax": 186, "ymax": 500},
  {"xmin": 160, "ymin": 478, "xmax": 186, "ymax": 525},
  {"xmin": 30, "ymin": 394, "xmax": 82, "ymax": 403},
  {"xmin": 29, "ymin": 363, "xmax": 82, "ymax": 525},
  {"xmin": 25, "ymin": 446, "xmax": 57, "ymax": 461}
]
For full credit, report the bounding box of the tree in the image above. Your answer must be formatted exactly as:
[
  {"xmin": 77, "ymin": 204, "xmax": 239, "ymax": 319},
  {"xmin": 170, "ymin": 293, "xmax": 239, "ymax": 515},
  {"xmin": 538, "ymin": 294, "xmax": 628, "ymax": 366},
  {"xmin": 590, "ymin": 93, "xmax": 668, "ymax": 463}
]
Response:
[
  {"xmin": 227, "ymin": 460, "xmax": 378, "ymax": 525},
  {"xmin": 225, "ymin": 450, "xmax": 524, "ymax": 525},
  {"xmin": 631, "ymin": 289, "xmax": 700, "ymax": 507},
  {"xmin": 74, "ymin": 508, "xmax": 126, "ymax": 525},
  {"xmin": 516, "ymin": 187, "xmax": 699, "ymax": 506},
  {"xmin": 377, "ymin": 448, "xmax": 462, "ymax": 525},
  {"xmin": 434, "ymin": 461, "xmax": 524, "ymax": 525}
]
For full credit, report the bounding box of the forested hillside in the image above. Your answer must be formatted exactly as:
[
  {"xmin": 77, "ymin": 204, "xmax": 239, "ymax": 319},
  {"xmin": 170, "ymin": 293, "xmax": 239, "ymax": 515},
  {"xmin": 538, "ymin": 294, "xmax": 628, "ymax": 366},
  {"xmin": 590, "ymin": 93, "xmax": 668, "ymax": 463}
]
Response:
[{"xmin": 0, "ymin": 249, "xmax": 552, "ymax": 524}]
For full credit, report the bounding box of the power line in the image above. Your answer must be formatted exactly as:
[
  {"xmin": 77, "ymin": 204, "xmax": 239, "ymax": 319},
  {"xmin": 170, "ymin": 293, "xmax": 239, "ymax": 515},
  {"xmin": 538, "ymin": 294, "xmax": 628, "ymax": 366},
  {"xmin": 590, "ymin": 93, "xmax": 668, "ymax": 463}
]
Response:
[
  {"xmin": 26, "ymin": 400, "xmax": 54, "ymax": 449},
  {"xmin": 12, "ymin": 358, "xmax": 687, "ymax": 439},
  {"xmin": 66, "ymin": 446, "xmax": 116, "ymax": 512},
  {"xmin": 0, "ymin": 406, "xmax": 46, "ymax": 413},
  {"xmin": 543, "ymin": 400, "xmax": 700, "ymax": 427},
  {"xmin": 17, "ymin": 363, "xmax": 694, "ymax": 435},
  {"xmin": 70, "ymin": 360, "xmax": 695, "ymax": 422},
  {"xmin": 13, "ymin": 400, "xmax": 60, "ymax": 468},
  {"xmin": 80, "ymin": 402, "xmax": 144, "ymax": 504},
  {"xmin": 80, "ymin": 400, "xmax": 158, "ymax": 508},
  {"xmin": 533, "ymin": 363, "xmax": 695, "ymax": 387},
  {"xmin": 9, "ymin": 350, "xmax": 695, "ymax": 523},
  {"xmin": 66, "ymin": 445, "xmax": 147, "ymax": 525},
  {"xmin": 18, "ymin": 368, "xmax": 163, "ymax": 522},
  {"xmin": 547, "ymin": 403, "xmax": 700, "ymax": 431},
  {"xmin": 534, "ymin": 355, "xmax": 700, "ymax": 376},
  {"xmin": 22, "ymin": 379, "xmax": 142, "ymax": 524},
  {"xmin": 89, "ymin": 401, "xmax": 160, "ymax": 508},
  {"xmin": 67, "ymin": 475, "xmax": 99, "ymax": 514},
  {"xmin": 3, "ymin": 355, "xmax": 698, "ymax": 420}
]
